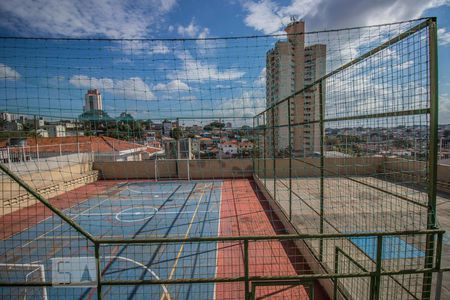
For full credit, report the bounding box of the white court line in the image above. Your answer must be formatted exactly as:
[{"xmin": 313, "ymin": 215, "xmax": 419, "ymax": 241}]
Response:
[
  {"xmin": 104, "ymin": 256, "xmax": 171, "ymax": 300},
  {"xmin": 0, "ymin": 263, "xmax": 47, "ymax": 300},
  {"xmin": 67, "ymin": 211, "xmax": 213, "ymax": 217},
  {"xmin": 21, "ymin": 196, "xmax": 113, "ymax": 248}
]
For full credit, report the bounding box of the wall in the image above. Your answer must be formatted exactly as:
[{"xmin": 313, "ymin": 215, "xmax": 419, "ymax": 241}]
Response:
[{"xmin": 93, "ymin": 159, "xmax": 253, "ymax": 180}]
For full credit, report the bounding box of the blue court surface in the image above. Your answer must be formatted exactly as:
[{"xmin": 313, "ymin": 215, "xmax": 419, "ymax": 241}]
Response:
[
  {"xmin": 350, "ymin": 236, "xmax": 425, "ymax": 260},
  {"xmin": 0, "ymin": 180, "xmax": 223, "ymax": 299}
]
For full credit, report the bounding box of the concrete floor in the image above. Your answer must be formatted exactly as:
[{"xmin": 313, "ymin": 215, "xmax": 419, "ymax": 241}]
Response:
[{"xmin": 261, "ymin": 176, "xmax": 450, "ymax": 299}]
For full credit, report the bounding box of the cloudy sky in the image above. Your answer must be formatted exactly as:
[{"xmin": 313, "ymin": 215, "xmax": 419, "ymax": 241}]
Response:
[{"xmin": 0, "ymin": 0, "xmax": 449, "ymax": 124}]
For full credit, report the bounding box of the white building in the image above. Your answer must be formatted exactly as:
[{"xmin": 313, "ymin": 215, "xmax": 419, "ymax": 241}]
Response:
[
  {"xmin": 46, "ymin": 124, "xmax": 66, "ymax": 137},
  {"xmin": 218, "ymin": 141, "xmax": 238, "ymax": 156},
  {"xmin": 84, "ymin": 89, "xmax": 103, "ymax": 112},
  {"xmin": 25, "ymin": 117, "xmax": 45, "ymax": 128}
]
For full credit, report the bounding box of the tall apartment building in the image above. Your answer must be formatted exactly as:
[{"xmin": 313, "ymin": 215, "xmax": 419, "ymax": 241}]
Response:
[
  {"xmin": 84, "ymin": 89, "xmax": 103, "ymax": 112},
  {"xmin": 266, "ymin": 20, "xmax": 326, "ymax": 156}
]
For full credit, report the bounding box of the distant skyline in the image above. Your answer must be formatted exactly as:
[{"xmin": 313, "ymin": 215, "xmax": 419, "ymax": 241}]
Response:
[{"xmin": 0, "ymin": 0, "xmax": 449, "ymax": 123}]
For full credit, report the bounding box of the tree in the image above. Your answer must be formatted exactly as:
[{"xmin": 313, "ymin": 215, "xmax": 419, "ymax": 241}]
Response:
[
  {"xmin": 209, "ymin": 121, "xmax": 225, "ymax": 129},
  {"xmin": 171, "ymin": 127, "xmax": 183, "ymax": 140}
]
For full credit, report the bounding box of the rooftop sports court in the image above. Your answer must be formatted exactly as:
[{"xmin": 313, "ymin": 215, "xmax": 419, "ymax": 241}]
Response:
[
  {"xmin": 0, "ymin": 17, "xmax": 448, "ymax": 300},
  {"xmin": 0, "ymin": 179, "xmax": 322, "ymax": 299}
]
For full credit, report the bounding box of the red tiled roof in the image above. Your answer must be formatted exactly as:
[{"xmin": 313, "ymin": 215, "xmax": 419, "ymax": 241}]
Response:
[{"xmin": 0, "ymin": 136, "xmax": 161, "ymax": 154}]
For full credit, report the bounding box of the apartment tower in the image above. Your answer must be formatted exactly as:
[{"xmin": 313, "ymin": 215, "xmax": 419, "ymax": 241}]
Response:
[
  {"xmin": 266, "ymin": 20, "xmax": 326, "ymax": 156},
  {"xmin": 84, "ymin": 89, "xmax": 103, "ymax": 112}
]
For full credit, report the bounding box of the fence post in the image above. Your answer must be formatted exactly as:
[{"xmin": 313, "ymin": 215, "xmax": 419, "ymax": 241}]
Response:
[
  {"xmin": 59, "ymin": 144, "xmax": 62, "ymax": 156},
  {"xmin": 263, "ymin": 113, "xmax": 267, "ymax": 187},
  {"xmin": 423, "ymin": 17, "xmax": 438, "ymax": 300},
  {"xmin": 7, "ymin": 147, "xmax": 11, "ymax": 169},
  {"xmin": 244, "ymin": 239, "xmax": 250, "ymax": 300},
  {"xmin": 333, "ymin": 247, "xmax": 339, "ymax": 300},
  {"xmin": 288, "ymin": 97, "xmax": 292, "ymax": 221},
  {"xmin": 271, "ymin": 107, "xmax": 276, "ymax": 201},
  {"xmin": 36, "ymin": 144, "xmax": 40, "ymax": 162},
  {"xmin": 94, "ymin": 242, "xmax": 102, "ymax": 300},
  {"xmin": 435, "ymin": 232, "xmax": 443, "ymax": 300},
  {"xmin": 369, "ymin": 236, "xmax": 383, "ymax": 300},
  {"xmin": 22, "ymin": 145, "xmax": 26, "ymax": 162},
  {"xmin": 319, "ymin": 81, "xmax": 325, "ymax": 261}
]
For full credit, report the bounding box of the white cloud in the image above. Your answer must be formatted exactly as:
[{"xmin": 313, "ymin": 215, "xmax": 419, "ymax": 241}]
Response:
[
  {"xmin": 118, "ymin": 40, "xmax": 170, "ymax": 56},
  {"xmin": 151, "ymin": 41, "xmax": 170, "ymax": 54},
  {"xmin": 177, "ymin": 19, "xmax": 200, "ymax": 38},
  {"xmin": 154, "ymin": 79, "xmax": 190, "ymax": 91},
  {"xmin": 169, "ymin": 51, "xmax": 245, "ymax": 82},
  {"xmin": 218, "ymin": 90, "xmax": 265, "ymax": 118},
  {"xmin": 242, "ymin": 0, "xmax": 450, "ymax": 34},
  {"xmin": 69, "ymin": 75, "xmax": 155, "ymax": 100},
  {"xmin": 254, "ymin": 67, "xmax": 266, "ymax": 87},
  {"xmin": 243, "ymin": 0, "xmax": 284, "ymax": 34},
  {"xmin": 0, "ymin": 63, "xmax": 21, "ymax": 80},
  {"xmin": 438, "ymin": 28, "xmax": 450, "ymax": 46},
  {"xmin": 0, "ymin": 0, "xmax": 177, "ymax": 38}
]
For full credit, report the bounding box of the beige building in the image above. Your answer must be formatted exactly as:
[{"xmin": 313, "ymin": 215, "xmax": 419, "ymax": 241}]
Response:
[
  {"xmin": 84, "ymin": 89, "xmax": 103, "ymax": 112},
  {"xmin": 266, "ymin": 21, "xmax": 326, "ymax": 156}
]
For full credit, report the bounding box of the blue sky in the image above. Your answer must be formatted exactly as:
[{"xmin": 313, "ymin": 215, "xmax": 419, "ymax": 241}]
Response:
[{"xmin": 0, "ymin": 0, "xmax": 449, "ymax": 125}]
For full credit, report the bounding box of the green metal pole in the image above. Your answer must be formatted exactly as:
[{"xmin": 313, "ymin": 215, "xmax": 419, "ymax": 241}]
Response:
[
  {"xmin": 333, "ymin": 247, "xmax": 339, "ymax": 300},
  {"xmin": 272, "ymin": 108, "xmax": 276, "ymax": 201},
  {"xmin": 263, "ymin": 113, "xmax": 267, "ymax": 187},
  {"xmin": 372, "ymin": 236, "xmax": 383, "ymax": 300},
  {"xmin": 422, "ymin": 17, "xmax": 438, "ymax": 300},
  {"xmin": 319, "ymin": 81, "xmax": 325, "ymax": 261},
  {"xmin": 288, "ymin": 98, "xmax": 293, "ymax": 221},
  {"xmin": 244, "ymin": 239, "xmax": 250, "ymax": 300},
  {"xmin": 95, "ymin": 243, "xmax": 103, "ymax": 300},
  {"xmin": 252, "ymin": 117, "xmax": 256, "ymax": 175}
]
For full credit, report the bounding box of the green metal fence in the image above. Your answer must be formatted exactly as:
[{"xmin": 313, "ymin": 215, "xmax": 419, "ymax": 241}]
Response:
[{"xmin": 0, "ymin": 17, "xmax": 445, "ymax": 299}]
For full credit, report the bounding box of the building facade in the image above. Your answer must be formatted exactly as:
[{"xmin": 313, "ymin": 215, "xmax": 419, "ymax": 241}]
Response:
[
  {"xmin": 84, "ymin": 89, "xmax": 103, "ymax": 112},
  {"xmin": 265, "ymin": 21, "xmax": 326, "ymax": 156}
]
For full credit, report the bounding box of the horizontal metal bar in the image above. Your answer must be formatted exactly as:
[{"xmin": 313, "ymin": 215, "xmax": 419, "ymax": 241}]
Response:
[
  {"xmin": 254, "ymin": 108, "xmax": 430, "ymax": 131},
  {"xmin": 97, "ymin": 229, "xmax": 443, "ymax": 244},
  {"xmin": 0, "ymin": 267, "xmax": 439, "ymax": 287}
]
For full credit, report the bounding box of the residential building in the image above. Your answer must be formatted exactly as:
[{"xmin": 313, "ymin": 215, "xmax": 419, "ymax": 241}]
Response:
[
  {"xmin": 218, "ymin": 141, "xmax": 238, "ymax": 157},
  {"xmin": 46, "ymin": 124, "xmax": 66, "ymax": 137},
  {"xmin": 265, "ymin": 20, "xmax": 326, "ymax": 156},
  {"xmin": 25, "ymin": 117, "xmax": 45, "ymax": 128},
  {"xmin": 4, "ymin": 121, "xmax": 23, "ymax": 131},
  {"xmin": 84, "ymin": 89, "xmax": 103, "ymax": 112},
  {"xmin": 162, "ymin": 120, "xmax": 173, "ymax": 137}
]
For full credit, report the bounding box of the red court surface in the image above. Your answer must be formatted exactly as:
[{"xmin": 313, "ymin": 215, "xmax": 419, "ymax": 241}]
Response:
[
  {"xmin": 216, "ymin": 179, "xmax": 326, "ymax": 299},
  {"xmin": 0, "ymin": 181, "xmax": 117, "ymax": 239}
]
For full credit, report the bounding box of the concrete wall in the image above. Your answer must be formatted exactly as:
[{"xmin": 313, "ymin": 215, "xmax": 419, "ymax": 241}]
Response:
[
  {"xmin": 1, "ymin": 160, "xmax": 98, "ymax": 215},
  {"xmin": 93, "ymin": 159, "xmax": 253, "ymax": 180},
  {"xmin": 255, "ymin": 157, "xmax": 384, "ymax": 178},
  {"xmin": 381, "ymin": 157, "xmax": 450, "ymax": 193}
]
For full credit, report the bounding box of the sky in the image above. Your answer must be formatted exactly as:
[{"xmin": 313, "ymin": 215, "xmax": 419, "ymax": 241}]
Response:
[{"xmin": 0, "ymin": 0, "xmax": 449, "ymax": 125}]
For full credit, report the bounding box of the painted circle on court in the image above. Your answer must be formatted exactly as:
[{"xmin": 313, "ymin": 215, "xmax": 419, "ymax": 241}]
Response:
[{"xmin": 115, "ymin": 206, "xmax": 158, "ymax": 223}]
